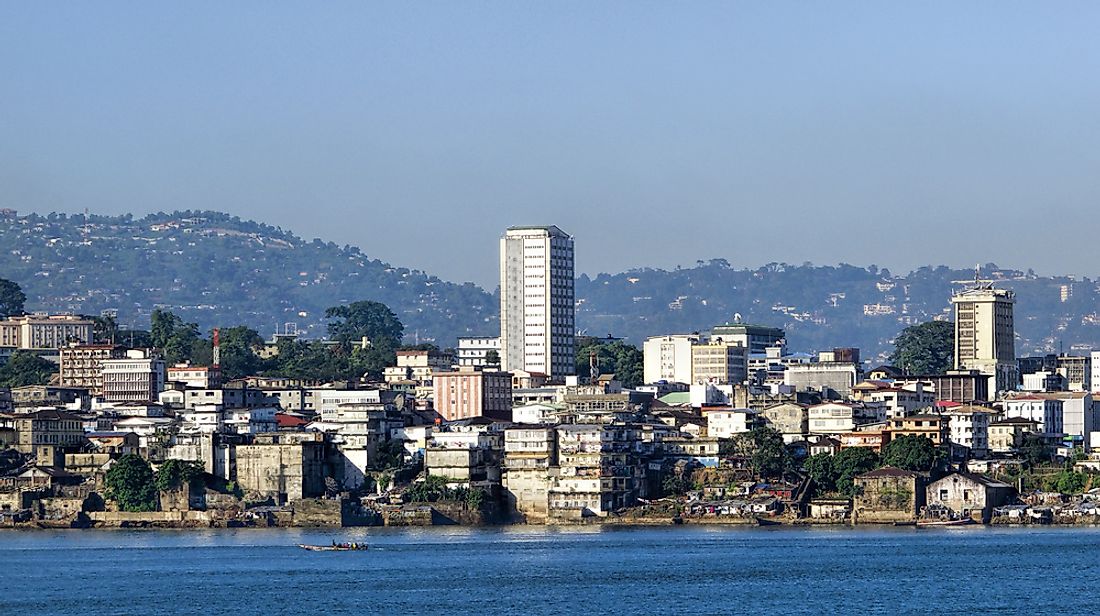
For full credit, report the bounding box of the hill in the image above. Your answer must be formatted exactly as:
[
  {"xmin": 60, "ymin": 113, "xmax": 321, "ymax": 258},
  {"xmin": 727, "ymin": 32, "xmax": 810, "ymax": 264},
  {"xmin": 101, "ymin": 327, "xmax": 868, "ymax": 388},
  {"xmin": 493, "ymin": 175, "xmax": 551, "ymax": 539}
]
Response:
[
  {"xmin": 0, "ymin": 210, "xmax": 497, "ymax": 343},
  {"xmin": 2, "ymin": 209, "xmax": 1097, "ymax": 362}
]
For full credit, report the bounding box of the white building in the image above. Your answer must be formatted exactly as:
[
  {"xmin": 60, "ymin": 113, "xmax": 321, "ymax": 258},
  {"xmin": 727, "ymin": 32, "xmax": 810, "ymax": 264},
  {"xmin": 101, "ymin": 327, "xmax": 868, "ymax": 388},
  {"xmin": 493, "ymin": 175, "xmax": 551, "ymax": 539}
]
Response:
[
  {"xmin": 642, "ymin": 334, "xmax": 702, "ymax": 385},
  {"xmin": 457, "ymin": 336, "xmax": 501, "ymax": 368},
  {"xmin": 704, "ymin": 408, "xmax": 758, "ymax": 438},
  {"xmin": 499, "ymin": 225, "xmax": 575, "ymax": 378},
  {"xmin": 785, "ymin": 362, "xmax": 859, "ymax": 398},
  {"xmin": 101, "ymin": 350, "xmax": 166, "ymax": 403},
  {"xmin": 942, "ymin": 405, "xmax": 994, "ymax": 458},
  {"xmin": 1000, "ymin": 396, "xmax": 1064, "ymax": 435}
]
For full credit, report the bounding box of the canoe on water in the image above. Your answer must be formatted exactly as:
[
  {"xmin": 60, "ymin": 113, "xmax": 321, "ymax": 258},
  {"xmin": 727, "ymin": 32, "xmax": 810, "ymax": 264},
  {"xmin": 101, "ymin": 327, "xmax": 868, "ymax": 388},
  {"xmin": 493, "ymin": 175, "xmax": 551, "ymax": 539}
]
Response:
[{"xmin": 298, "ymin": 543, "xmax": 369, "ymax": 551}]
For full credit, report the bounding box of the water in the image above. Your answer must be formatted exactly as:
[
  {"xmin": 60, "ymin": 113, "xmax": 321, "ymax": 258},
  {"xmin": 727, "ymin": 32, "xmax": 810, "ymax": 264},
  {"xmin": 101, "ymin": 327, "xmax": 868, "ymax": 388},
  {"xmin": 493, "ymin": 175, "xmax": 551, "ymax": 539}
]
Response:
[{"xmin": 1, "ymin": 525, "xmax": 1097, "ymax": 615}]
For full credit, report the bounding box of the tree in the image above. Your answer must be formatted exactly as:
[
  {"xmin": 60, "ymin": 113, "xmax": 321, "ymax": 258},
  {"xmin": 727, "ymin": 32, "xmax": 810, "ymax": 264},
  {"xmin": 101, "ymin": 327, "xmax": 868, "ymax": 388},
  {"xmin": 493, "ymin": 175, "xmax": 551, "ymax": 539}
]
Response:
[
  {"xmin": 217, "ymin": 326, "xmax": 264, "ymax": 380},
  {"xmin": 1020, "ymin": 434, "xmax": 1051, "ymax": 467},
  {"xmin": 729, "ymin": 427, "xmax": 791, "ymax": 479},
  {"xmin": 325, "ymin": 301, "xmax": 404, "ymax": 347},
  {"xmin": 154, "ymin": 459, "xmax": 204, "ymax": 492},
  {"xmin": 484, "ymin": 349, "xmax": 500, "ymax": 366},
  {"xmin": 574, "ymin": 338, "xmax": 645, "ymax": 388},
  {"xmin": 150, "ymin": 309, "xmax": 201, "ymax": 364},
  {"xmin": 90, "ymin": 314, "xmax": 119, "ymax": 344},
  {"xmin": 833, "ymin": 447, "xmax": 880, "ymax": 496},
  {"xmin": 0, "ymin": 278, "xmax": 25, "ymax": 318},
  {"xmin": 881, "ymin": 435, "xmax": 943, "ymax": 472},
  {"xmin": 1051, "ymin": 469, "xmax": 1090, "ymax": 495},
  {"xmin": 804, "ymin": 453, "xmax": 837, "ymax": 495},
  {"xmin": 105, "ymin": 454, "xmax": 157, "ymax": 512},
  {"xmin": 0, "ymin": 351, "xmax": 57, "ymax": 387},
  {"xmin": 890, "ymin": 321, "xmax": 954, "ymax": 375}
]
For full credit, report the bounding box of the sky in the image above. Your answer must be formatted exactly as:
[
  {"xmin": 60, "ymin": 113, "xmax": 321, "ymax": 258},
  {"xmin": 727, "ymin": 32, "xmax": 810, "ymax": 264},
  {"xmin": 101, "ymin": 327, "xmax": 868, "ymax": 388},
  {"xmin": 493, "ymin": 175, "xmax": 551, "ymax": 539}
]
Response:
[{"xmin": 3, "ymin": 2, "xmax": 1100, "ymax": 289}]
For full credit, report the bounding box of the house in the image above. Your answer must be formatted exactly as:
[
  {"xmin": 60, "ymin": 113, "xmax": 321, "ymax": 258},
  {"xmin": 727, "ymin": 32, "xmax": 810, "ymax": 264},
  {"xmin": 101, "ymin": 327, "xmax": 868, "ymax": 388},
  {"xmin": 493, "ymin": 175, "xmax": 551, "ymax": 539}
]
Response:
[
  {"xmin": 853, "ymin": 467, "xmax": 926, "ymax": 523},
  {"xmin": 925, "ymin": 472, "xmax": 1015, "ymax": 523},
  {"xmin": 809, "ymin": 437, "xmax": 841, "ymax": 456},
  {"xmin": 989, "ymin": 417, "xmax": 1041, "ymax": 454}
]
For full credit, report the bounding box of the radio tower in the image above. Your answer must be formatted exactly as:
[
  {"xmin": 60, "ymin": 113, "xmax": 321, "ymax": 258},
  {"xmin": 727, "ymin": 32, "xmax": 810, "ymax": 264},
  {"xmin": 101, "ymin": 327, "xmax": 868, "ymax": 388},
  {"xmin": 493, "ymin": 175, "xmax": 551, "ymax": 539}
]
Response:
[{"xmin": 212, "ymin": 328, "xmax": 221, "ymax": 368}]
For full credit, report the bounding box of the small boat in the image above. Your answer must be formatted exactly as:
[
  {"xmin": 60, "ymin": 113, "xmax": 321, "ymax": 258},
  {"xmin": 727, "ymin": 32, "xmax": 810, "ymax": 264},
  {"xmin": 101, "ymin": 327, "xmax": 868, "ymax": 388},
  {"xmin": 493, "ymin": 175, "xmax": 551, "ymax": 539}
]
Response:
[
  {"xmin": 916, "ymin": 518, "xmax": 976, "ymax": 528},
  {"xmin": 298, "ymin": 543, "xmax": 369, "ymax": 551}
]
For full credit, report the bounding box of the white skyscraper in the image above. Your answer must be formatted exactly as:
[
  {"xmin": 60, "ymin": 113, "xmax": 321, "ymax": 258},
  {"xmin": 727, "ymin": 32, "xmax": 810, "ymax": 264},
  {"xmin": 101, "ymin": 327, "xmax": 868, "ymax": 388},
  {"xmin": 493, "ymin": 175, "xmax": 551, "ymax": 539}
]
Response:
[{"xmin": 500, "ymin": 225, "xmax": 575, "ymax": 377}]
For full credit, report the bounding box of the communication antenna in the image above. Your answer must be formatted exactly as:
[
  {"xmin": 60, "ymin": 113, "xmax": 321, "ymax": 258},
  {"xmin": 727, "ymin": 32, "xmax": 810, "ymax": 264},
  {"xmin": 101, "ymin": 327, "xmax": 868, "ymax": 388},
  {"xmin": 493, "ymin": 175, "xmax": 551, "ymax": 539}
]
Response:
[
  {"xmin": 589, "ymin": 349, "xmax": 599, "ymax": 383},
  {"xmin": 212, "ymin": 328, "xmax": 221, "ymax": 368},
  {"xmin": 951, "ymin": 264, "xmax": 997, "ymax": 291}
]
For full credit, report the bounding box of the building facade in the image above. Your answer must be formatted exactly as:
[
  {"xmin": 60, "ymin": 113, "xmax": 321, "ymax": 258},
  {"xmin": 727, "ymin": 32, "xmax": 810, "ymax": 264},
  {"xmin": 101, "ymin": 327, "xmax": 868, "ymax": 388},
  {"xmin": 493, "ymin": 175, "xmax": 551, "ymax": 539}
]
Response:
[
  {"xmin": 58, "ymin": 344, "xmax": 127, "ymax": 393},
  {"xmin": 499, "ymin": 225, "xmax": 575, "ymax": 378},
  {"xmin": 951, "ymin": 285, "xmax": 1016, "ymax": 394},
  {"xmin": 101, "ymin": 351, "xmax": 166, "ymax": 403},
  {"xmin": 432, "ymin": 367, "xmax": 513, "ymax": 422},
  {"xmin": 0, "ymin": 314, "xmax": 94, "ymax": 350}
]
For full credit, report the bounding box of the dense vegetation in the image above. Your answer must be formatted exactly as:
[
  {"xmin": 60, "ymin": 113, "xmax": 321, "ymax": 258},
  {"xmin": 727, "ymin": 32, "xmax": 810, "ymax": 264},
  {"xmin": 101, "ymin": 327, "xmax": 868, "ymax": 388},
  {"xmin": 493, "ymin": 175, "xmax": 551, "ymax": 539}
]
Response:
[
  {"xmin": 3, "ymin": 210, "xmax": 1099, "ymax": 359},
  {"xmin": 890, "ymin": 321, "xmax": 955, "ymax": 375}
]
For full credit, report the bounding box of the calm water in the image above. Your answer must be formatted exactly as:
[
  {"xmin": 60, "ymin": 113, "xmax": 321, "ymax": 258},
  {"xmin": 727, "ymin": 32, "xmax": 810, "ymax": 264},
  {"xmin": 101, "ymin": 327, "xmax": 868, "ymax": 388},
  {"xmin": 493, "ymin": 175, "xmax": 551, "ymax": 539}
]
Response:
[{"xmin": 1, "ymin": 525, "xmax": 1097, "ymax": 615}]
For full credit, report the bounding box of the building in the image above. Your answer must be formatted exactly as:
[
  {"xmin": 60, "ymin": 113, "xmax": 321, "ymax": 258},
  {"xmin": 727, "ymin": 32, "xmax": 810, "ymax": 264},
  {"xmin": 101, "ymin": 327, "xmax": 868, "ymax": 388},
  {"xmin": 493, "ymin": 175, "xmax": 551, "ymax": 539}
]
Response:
[
  {"xmin": 785, "ymin": 362, "xmax": 859, "ymax": 398},
  {"xmin": 14, "ymin": 409, "xmax": 86, "ymax": 456},
  {"xmin": 989, "ymin": 417, "xmax": 1041, "ymax": 454},
  {"xmin": 235, "ymin": 432, "xmax": 328, "ymax": 504},
  {"xmin": 759, "ymin": 403, "xmax": 809, "ymax": 437},
  {"xmin": 642, "ymin": 334, "xmax": 702, "ymax": 385},
  {"xmin": 58, "ymin": 344, "xmax": 127, "ymax": 393},
  {"xmin": 808, "ymin": 403, "xmax": 880, "ymax": 435},
  {"xmin": 502, "ymin": 427, "xmax": 558, "ymax": 522},
  {"xmin": 0, "ymin": 314, "xmax": 94, "ymax": 350},
  {"xmin": 926, "ymin": 472, "xmax": 1014, "ymax": 523},
  {"xmin": 1033, "ymin": 392, "xmax": 1093, "ymax": 447},
  {"xmin": 1000, "ymin": 395, "xmax": 1063, "ymax": 436},
  {"xmin": 432, "ymin": 367, "xmax": 513, "ymax": 422},
  {"xmin": 951, "ymin": 284, "xmax": 1016, "ymax": 394},
  {"xmin": 456, "ymin": 336, "xmax": 501, "ymax": 368},
  {"xmin": 384, "ymin": 349, "xmax": 455, "ymax": 385},
  {"xmin": 166, "ymin": 364, "xmax": 222, "ymax": 389},
  {"xmin": 941, "ymin": 405, "xmax": 994, "ymax": 458},
  {"xmin": 691, "ymin": 342, "xmax": 748, "ymax": 385},
  {"xmin": 1055, "ymin": 355, "xmax": 1091, "ymax": 392},
  {"xmin": 709, "ymin": 321, "xmax": 785, "ymax": 354},
  {"xmin": 704, "ymin": 407, "xmax": 759, "ymax": 438},
  {"xmin": 499, "ymin": 225, "xmax": 575, "ymax": 377},
  {"xmin": 895, "ymin": 372, "xmax": 991, "ymax": 404},
  {"xmin": 853, "ymin": 467, "xmax": 926, "ymax": 523},
  {"xmin": 550, "ymin": 424, "xmax": 641, "ymax": 518},
  {"xmin": 101, "ymin": 351, "xmax": 166, "ymax": 403},
  {"xmin": 850, "ymin": 381, "xmax": 935, "ymax": 419},
  {"xmin": 887, "ymin": 414, "xmax": 949, "ymax": 445}
]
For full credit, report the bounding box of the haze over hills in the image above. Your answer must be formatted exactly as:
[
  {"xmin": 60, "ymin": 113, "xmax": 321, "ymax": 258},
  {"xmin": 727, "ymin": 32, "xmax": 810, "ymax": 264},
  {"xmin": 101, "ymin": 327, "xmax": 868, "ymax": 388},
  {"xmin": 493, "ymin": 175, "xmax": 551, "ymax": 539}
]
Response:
[{"xmin": 2, "ymin": 209, "xmax": 1098, "ymax": 363}]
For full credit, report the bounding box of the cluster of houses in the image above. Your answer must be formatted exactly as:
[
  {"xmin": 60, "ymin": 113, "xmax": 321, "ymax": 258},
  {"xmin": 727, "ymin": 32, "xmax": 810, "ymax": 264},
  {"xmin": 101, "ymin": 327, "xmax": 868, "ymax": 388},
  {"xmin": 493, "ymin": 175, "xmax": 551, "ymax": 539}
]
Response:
[{"xmin": 2, "ymin": 304, "xmax": 1100, "ymax": 528}]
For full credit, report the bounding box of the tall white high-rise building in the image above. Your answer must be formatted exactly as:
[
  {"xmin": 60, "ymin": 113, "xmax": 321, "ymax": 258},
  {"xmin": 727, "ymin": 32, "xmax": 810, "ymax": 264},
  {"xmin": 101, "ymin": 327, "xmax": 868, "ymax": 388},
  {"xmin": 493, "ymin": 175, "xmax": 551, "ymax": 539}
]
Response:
[{"xmin": 500, "ymin": 226, "xmax": 575, "ymax": 377}]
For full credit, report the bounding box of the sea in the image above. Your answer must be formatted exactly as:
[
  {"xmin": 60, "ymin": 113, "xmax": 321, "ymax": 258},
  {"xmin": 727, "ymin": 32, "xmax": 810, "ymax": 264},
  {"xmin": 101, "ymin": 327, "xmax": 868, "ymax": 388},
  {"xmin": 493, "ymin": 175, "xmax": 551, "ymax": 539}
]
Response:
[{"xmin": 1, "ymin": 525, "xmax": 1097, "ymax": 615}]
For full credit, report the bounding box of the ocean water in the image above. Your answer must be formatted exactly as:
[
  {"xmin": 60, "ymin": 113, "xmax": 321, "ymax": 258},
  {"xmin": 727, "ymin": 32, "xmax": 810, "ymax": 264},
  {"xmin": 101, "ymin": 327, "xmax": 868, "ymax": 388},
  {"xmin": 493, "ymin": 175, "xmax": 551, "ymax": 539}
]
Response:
[{"xmin": 1, "ymin": 525, "xmax": 1097, "ymax": 615}]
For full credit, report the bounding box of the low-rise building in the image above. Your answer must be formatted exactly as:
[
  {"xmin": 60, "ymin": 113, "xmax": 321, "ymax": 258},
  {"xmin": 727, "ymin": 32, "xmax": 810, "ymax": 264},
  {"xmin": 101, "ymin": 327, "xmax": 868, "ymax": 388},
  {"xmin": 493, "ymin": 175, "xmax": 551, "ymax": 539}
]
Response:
[
  {"xmin": 925, "ymin": 472, "xmax": 1014, "ymax": 523},
  {"xmin": 989, "ymin": 417, "xmax": 1042, "ymax": 454},
  {"xmin": 942, "ymin": 405, "xmax": 995, "ymax": 458},
  {"xmin": 759, "ymin": 402, "xmax": 808, "ymax": 437},
  {"xmin": 704, "ymin": 407, "xmax": 759, "ymax": 438},
  {"xmin": 853, "ymin": 467, "xmax": 926, "ymax": 523},
  {"xmin": 15, "ymin": 410, "xmax": 86, "ymax": 456},
  {"xmin": 235, "ymin": 432, "xmax": 328, "ymax": 504},
  {"xmin": 887, "ymin": 414, "xmax": 948, "ymax": 445}
]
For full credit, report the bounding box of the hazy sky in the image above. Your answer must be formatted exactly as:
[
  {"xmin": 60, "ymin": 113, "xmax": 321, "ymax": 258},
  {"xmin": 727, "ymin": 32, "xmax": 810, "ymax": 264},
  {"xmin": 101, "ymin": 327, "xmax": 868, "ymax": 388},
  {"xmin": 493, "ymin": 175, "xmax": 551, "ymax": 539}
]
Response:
[{"xmin": 3, "ymin": 3, "xmax": 1100, "ymax": 288}]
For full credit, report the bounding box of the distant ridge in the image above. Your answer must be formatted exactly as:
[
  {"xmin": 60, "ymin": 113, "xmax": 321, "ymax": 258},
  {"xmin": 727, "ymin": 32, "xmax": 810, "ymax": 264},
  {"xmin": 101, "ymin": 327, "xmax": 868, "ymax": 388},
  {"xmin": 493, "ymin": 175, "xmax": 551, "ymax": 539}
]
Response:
[{"xmin": 1, "ymin": 209, "xmax": 1096, "ymax": 360}]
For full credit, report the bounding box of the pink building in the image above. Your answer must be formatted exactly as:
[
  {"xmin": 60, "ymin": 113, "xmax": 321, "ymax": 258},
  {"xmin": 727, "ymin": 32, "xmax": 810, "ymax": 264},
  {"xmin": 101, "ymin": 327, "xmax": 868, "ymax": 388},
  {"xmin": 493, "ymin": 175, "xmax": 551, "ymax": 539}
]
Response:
[{"xmin": 432, "ymin": 367, "xmax": 512, "ymax": 422}]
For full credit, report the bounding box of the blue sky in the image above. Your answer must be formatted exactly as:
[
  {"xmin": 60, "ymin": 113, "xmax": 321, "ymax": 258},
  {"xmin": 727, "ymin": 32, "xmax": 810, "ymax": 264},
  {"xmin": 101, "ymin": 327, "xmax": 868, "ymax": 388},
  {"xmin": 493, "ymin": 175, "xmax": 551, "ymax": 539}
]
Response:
[{"xmin": 3, "ymin": 3, "xmax": 1099, "ymax": 288}]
